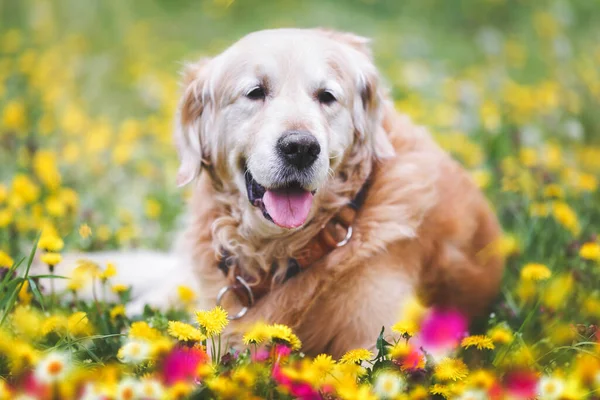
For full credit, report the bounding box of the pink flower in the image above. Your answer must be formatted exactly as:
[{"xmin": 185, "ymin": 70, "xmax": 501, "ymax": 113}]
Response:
[
  {"xmin": 274, "ymin": 344, "xmax": 291, "ymax": 358},
  {"xmin": 252, "ymin": 348, "xmax": 270, "ymax": 362},
  {"xmin": 504, "ymin": 370, "xmax": 538, "ymax": 399},
  {"xmin": 272, "ymin": 363, "xmax": 321, "ymax": 400},
  {"xmin": 416, "ymin": 308, "xmax": 467, "ymax": 356},
  {"xmin": 161, "ymin": 346, "xmax": 208, "ymax": 385}
]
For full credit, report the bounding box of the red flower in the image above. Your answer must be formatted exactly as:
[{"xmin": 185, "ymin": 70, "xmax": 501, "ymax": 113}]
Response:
[{"xmin": 504, "ymin": 370, "xmax": 538, "ymax": 399}]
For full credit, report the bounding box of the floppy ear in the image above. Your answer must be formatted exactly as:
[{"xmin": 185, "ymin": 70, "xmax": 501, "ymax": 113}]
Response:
[
  {"xmin": 317, "ymin": 29, "xmax": 395, "ymax": 160},
  {"xmin": 174, "ymin": 58, "xmax": 213, "ymax": 187}
]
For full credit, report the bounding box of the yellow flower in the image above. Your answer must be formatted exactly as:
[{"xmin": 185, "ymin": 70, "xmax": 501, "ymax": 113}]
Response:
[
  {"xmin": 312, "ymin": 354, "xmax": 336, "ymax": 378},
  {"xmin": 165, "ymin": 381, "xmax": 193, "ymax": 399},
  {"xmin": 265, "ymin": 323, "xmax": 302, "ymax": 350},
  {"xmin": 111, "ymin": 283, "xmax": 129, "ymax": 294},
  {"xmin": 391, "ymin": 320, "xmax": 418, "ymax": 337},
  {"xmin": 100, "ymin": 262, "xmax": 117, "ymax": 280},
  {"xmin": 580, "ymin": 242, "xmax": 600, "ymax": 261},
  {"xmin": 2, "ymin": 100, "xmax": 27, "ymax": 130},
  {"xmin": 177, "ymin": 285, "xmax": 196, "ymax": 304},
  {"xmin": 33, "ymin": 150, "xmax": 61, "ymax": 189},
  {"xmin": 42, "ymin": 315, "xmax": 67, "ymax": 335},
  {"xmin": 11, "ymin": 306, "xmax": 42, "ymax": 338},
  {"xmin": 434, "ymin": 358, "xmax": 469, "ymax": 381},
  {"xmin": 430, "ymin": 383, "xmax": 455, "ymax": 398},
  {"xmin": 461, "ymin": 335, "xmax": 495, "ymax": 350},
  {"xmin": 41, "ymin": 252, "xmax": 62, "ymax": 266},
  {"xmin": 242, "ymin": 322, "xmax": 271, "ymax": 345},
  {"xmin": 195, "ymin": 306, "xmax": 229, "ymax": 337},
  {"xmin": 67, "ymin": 311, "xmax": 93, "ymax": 337},
  {"xmin": 577, "ymin": 173, "xmax": 597, "ymax": 192},
  {"xmin": 0, "ymin": 250, "xmax": 13, "ymax": 268},
  {"xmin": 467, "ymin": 370, "xmax": 496, "ymax": 389},
  {"xmin": 11, "ymin": 174, "xmax": 39, "ymax": 204},
  {"xmin": 543, "ymin": 184, "xmax": 564, "ymax": 199},
  {"xmin": 144, "ymin": 198, "xmax": 162, "ymax": 219},
  {"xmin": 18, "ymin": 280, "xmax": 32, "ymax": 305},
  {"xmin": 110, "ymin": 305, "xmax": 126, "ymax": 320},
  {"xmin": 487, "ymin": 325, "xmax": 513, "ymax": 344},
  {"xmin": 79, "ymin": 223, "xmax": 92, "ymax": 239},
  {"xmin": 520, "ymin": 263, "xmax": 551, "ymax": 281},
  {"xmin": 167, "ymin": 321, "xmax": 205, "ymax": 342},
  {"xmin": 38, "ymin": 235, "xmax": 64, "ymax": 252},
  {"xmin": 129, "ymin": 321, "xmax": 162, "ymax": 341},
  {"xmin": 552, "ymin": 201, "xmax": 580, "ymax": 235},
  {"xmin": 340, "ymin": 348, "xmax": 373, "ymax": 364},
  {"xmin": 519, "ymin": 147, "xmax": 538, "ymax": 167}
]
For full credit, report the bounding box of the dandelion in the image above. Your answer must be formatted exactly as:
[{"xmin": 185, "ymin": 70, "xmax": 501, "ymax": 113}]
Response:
[
  {"xmin": 67, "ymin": 311, "xmax": 93, "ymax": 336},
  {"xmin": 580, "ymin": 242, "xmax": 600, "ymax": 261},
  {"xmin": 112, "ymin": 283, "xmax": 129, "ymax": 294},
  {"xmin": 391, "ymin": 320, "xmax": 418, "ymax": 337},
  {"xmin": 430, "ymin": 384, "xmax": 455, "ymax": 398},
  {"xmin": 552, "ymin": 201, "xmax": 580, "ymax": 235},
  {"xmin": 488, "ymin": 324, "xmax": 513, "ymax": 344},
  {"xmin": 128, "ymin": 321, "xmax": 162, "ymax": 341},
  {"xmin": 373, "ymin": 371, "xmax": 406, "ymax": 399},
  {"xmin": 195, "ymin": 306, "xmax": 228, "ymax": 337},
  {"xmin": 40, "ymin": 252, "xmax": 62, "ymax": 267},
  {"xmin": 521, "ymin": 263, "xmax": 551, "ymax": 281},
  {"xmin": 265, "ymin": 323, "xmax": 302, "ymax": 350},
  {"xmin": 117, "ymin": 339, "xmax": 151, "ymax": 364},
  {"xmin": 0, "ymin": 250, "xmax": 14, "ymax": 268},
  {"xmin": 110, "ymin": 305, "xmax": 126, "ymax": 320},
  {"xmin": 340, "ymin": 348, "xmax": 373, "ymax": 364},
  {"xmin": 177, "ymin": 285, "xmax": 196, "ymax": 304},
  {"xmin": 100, "ymin": 262, "xmax": 117, "ymax": 281},
  {"xmin": 38, "ymin": 235, "xmax": 64, "ymax": 252},
  {"xmin": 79, "ymin": 223, "xmax": 92, "ymax": 238},
  {"xmin": 461, "ymin": 335, "xmax": 495, "ymax": 350},
  {"xmin": 34, "ymin": 351, "xmax": 70, "ymax": 384},
  {"xmin": 312, "ymin": 354, "xmax": 336, "ymax": 378},
  {"xmin": 167, "ymin": 321, "xmax": 205, "ymax": 342},
  {"xmin": 243, "ymin": 321, "xmax": 271, "ymax": 345},
  {"xmin": 434, "ymin": 358, "xmax": 469, "ymax": 381}
]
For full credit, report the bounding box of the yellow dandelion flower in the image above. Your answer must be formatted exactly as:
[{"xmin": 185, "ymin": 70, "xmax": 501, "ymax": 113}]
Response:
[
  {"xmin": 543, "ymin": 184, "xmax": 564, "ymax": 199},
  {"xmin": 167, "ymin": 321, "xmax": 205, "ymax": 342},
  {"xmin": 42, "ymin": 315, "xmax": 67, "ymax": 335},
  {"xmin": 177, "ymin": 285, "xmax": 196, "ymax": 304},
  {"xmin": 0, "ymin": 250, "xmax": 14, "ymax": 268},
  {"xmin": 129, "ymin": 321, "xmax": 162, "ymax": 341},
  {"xmin": 552, "ymin": 201, "xmax": 580, "ymax": 235},
  {"xmin": 520, "ymin": 263, "xmax": 551, "ymax": 281},
  {"xmin": 195, "ymin": 306, "xmax": 228, "ymax": 337},
  {"xmin": 265, "ymin": 323, "xmax": 302, "ymax": 350},
  {"xmin": 388, "ymin": 341, "xmax": 411, "ymax": 359},
  {"xmin": 487, "ymin": 325, "xmax": 513, "ymax": 344},
  {"xmin": 38, "ymin": 235, "xmax": 64, "ymax": 252},
  {"xmin": 79, "ymin": 223, "xmax": 92, "ymax": 238},
  {"xmin": 67, "ymin": 311, "xmax": 93, "ymax": 337},
  {"xmin": 313, "ymin": 354, "xmax": 336, "ymax": 378},
  {"xmin": 100, "ymin": 262, "xmax": 117, "ymax": 280},
  {"xmin": 580, "ymin": 242, "xmax": 600, "ymax": 261},
  {"xmin": 18, "ymin": 280, "xmax": 32, "ymax": 305},
  {"xmin": 242, "ymin": 322, "xmax": 271, "ymax": 345},
  {"xmin": 110, "ymin": 305, "xmax": 126, "ymax": 320},
  {"xmin": 391, "ymin": 320, "xmax": 418, "ymax": 337},
  {"xmin": 430, "ymin": 383, "xmax": 455, "ymax": 398},
  {"xmin": 41, "ymin": 252, "xmax": 62, "ymax": 266},
  {"xmin": 111, "ymin": 283, "xmax": 129, "ymax": 294},
  {"xmin": 340, "ymin": 348, "xmax": 373, "ymax": 364},
  {"xmin": 461, "ymin": 335, "xmax": 495, "ymax": 350},
  {"xmin": 468, "ymin": 370, "xmax": 496, "ymax": 389},
  {"xmin": 166, "ymin": 381, "xmax": 193, "ymax": 399},
  {"xmin": 434, "ymin": 358, "xmax": 469, "ymax": 381}
]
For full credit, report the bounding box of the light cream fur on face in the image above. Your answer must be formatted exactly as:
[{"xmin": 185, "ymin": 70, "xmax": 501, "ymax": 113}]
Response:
[{"xmin": 175, "ymin": 28, "xmax": 394, "ymax": 238}]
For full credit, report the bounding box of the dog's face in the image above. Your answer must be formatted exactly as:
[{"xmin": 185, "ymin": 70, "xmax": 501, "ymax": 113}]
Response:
[{"xmin": 175, "ymin": 29, "xmax": 393, "ymax": 236}]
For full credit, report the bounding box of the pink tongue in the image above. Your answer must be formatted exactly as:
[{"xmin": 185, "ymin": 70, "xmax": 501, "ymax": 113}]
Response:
[{"xmin": 263, "ymin": 189, "xmax": 314, "ymax": 228}]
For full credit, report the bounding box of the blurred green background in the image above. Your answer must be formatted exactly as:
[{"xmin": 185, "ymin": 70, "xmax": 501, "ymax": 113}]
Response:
[{"xmin": 1, "ymin": 0, "xmax": 600, "ymax": 255}]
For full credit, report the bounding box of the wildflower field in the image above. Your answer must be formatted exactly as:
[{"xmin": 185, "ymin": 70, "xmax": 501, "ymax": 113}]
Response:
[{"xmin": 2, "ymin": 0, "xmax": 600, "ymax": 398}]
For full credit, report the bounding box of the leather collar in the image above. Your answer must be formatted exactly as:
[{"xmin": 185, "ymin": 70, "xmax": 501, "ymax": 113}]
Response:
[{"xmin": 216, "ymin": 179, "xmax": 369, "ymax": 319}]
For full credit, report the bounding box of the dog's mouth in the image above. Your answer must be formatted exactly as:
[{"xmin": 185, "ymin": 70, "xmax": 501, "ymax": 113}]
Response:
[{"xmin": 245, "ymin": 170, "xmax": 315, "ymax": 229}]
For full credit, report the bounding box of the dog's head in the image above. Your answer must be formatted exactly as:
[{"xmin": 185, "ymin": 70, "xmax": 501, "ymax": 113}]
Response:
[{"xmin": 175, "ymin": 29, "xmax": 394, "ymax": 235}]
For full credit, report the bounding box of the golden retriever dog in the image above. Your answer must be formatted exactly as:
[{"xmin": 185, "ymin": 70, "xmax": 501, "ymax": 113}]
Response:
[
  {"xmin": 40, "ymin": 28, "xmax": 503, "ymax": 358},
  {"xmin": 173, "ymin": 28, "xmax": 504, "ymax": 357}
]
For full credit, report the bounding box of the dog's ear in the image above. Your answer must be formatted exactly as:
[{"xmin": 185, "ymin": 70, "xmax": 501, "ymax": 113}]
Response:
[
  {"xmin": 174, "ymin": 58, "xmax": 213, "ymax": 187},
  {"xmin": 317, "ymin": 29, "xmax": 395, "ymax": 160}
]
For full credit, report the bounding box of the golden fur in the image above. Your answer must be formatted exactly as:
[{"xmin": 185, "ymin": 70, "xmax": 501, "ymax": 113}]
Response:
[{"xmin": 176, "ymin": 28, "xmax": 504, "ymax": 357}]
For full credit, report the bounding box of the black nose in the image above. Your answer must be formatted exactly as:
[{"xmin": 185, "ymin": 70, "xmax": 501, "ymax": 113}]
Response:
[{"xmin": 277, "ymin": 130, "xmax": 321, "ymax": 169}]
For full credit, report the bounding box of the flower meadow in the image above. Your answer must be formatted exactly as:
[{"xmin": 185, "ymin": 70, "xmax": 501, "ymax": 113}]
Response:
[{"xmin": 2, "ymin": 0, "xmax": 600, "ymax": 398}]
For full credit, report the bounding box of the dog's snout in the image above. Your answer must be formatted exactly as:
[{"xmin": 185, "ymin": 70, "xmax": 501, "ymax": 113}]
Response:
[{"xmin": 277, "ymin": 130, "xmax": 321, "ymax": 169}]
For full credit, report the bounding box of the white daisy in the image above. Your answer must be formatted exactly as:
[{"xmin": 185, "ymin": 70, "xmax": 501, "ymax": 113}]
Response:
[
  {"xmin": 136, "ymin": 378, "xmax": 164, "ymax": 399},
  {"xmin": 117, "ymin": 339, "xmax": 150, "ymax": 364},
  {"xmin": 116, "ymin": 378, "xmax": 139, "ymax": 400},
  {"xmin": 456, "ymin": 389, "xmax": 489, "ymax": 400},
  {"xmin": 537, "ymin": 376, "xmax": 565, "ymax": 400},
  {"xmin": 373, "ymin": 371, "xmax": 406, "ymax": 399},
  {"xmin": 34, "ymin": 351, "xmax": 70, "ymax": 384}
]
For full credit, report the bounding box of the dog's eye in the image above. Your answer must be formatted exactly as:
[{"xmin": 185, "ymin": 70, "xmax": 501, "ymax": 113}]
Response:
[
  {"xmin": 246, "ymin": 86, "xmax": 266, "ymax": 100},
  {"xmin": 317, "ymin": 89, "xmax": 336, "ymax": 105}
]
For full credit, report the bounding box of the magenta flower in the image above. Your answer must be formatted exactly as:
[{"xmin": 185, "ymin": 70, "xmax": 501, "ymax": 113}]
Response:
[
  {"xmin": 504, "ymin": 370, "xmax": 538, "ymax": 399},
  {"xmin": 161, "ymin": 346, "xmax": 208, "ymax": 385},
  {"xmin": 415, "ymin": 308, "xmax": 467, "ymax": 356},
  {"xmin": 272, "ymin": 363, "xmax": 321, "ymax": 400}
]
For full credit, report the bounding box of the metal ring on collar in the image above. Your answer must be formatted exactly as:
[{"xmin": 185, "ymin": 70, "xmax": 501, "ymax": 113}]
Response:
[
  {"xmin": 216, "ymin": 275, "xmax": 254, "ymax": 320},
  {"xmin": 336, "ymin": 225, "xmax": 353, "ymax": 247}
]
